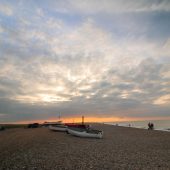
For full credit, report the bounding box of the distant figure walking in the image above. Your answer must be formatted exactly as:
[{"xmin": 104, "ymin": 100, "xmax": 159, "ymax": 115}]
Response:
[{"xmin": 148, "ymin": 122, "xmax": 154, "ymax": 130}]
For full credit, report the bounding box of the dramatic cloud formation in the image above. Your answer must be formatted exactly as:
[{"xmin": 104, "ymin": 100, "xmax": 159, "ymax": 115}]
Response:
[{"xmin": 0, "ymin": 0, "xmax": 170, "ymax": 123}]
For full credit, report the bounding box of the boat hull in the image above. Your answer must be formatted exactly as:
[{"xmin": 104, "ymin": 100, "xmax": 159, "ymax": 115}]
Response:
[
  {"xmin": 67, "ymin": 128, "xmax": 103, "ymax": 138},
  {"xmin": 49, "ymin": 125, "xmax": 67, "ymax": 132}
]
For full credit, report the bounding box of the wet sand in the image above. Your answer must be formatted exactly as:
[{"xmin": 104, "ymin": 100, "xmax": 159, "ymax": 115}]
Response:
[{"xmin": 0, "ymin": 124, "xmax": 170, "ymax": 170}]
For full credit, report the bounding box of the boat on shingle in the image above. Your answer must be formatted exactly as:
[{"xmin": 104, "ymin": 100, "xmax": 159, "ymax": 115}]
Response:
[
  {"xmin": 49, "ymin": 124, "xmax": 67, "ymax": 132},
  {"xmin": 67, "ymin": 126, "xmax": 103, "ymax": 139}
]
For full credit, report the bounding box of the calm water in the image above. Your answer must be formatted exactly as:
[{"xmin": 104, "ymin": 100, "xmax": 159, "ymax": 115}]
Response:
[{"xmin": 105, "ymin": 120, "xmax": 170, "ymax": 131}]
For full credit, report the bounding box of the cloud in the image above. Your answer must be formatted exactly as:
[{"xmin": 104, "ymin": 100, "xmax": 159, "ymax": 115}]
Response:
[
  {"xmin": 17, "ymin": 0, "xmax": 170, "ymax": 18},
  {"xmin": 0, "ymin": 26, "xmax": 4, "ymax": 33},
  {"xmin": 0, "ymin": 1, "xmax": 170, "ymax": 122},
  {"xmin": 60, "ymin": 0, "xmax": 170, "ymax": 14},
  {"xmin": 1, "ymin": 19, "xmax": 169, "ymax": 104},
  {"xmin": 0, "ymin": 3, "xmax": 13, "ymax": 16},
  {"xmin": 153, "ymin": 94, "xmax": 170, "ymax": 105}
]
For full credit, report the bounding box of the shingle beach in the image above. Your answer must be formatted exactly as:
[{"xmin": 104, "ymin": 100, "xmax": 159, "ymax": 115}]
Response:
[{"xmin": 0, "ymin": 124, "xmax": 170, "ymax": 170}]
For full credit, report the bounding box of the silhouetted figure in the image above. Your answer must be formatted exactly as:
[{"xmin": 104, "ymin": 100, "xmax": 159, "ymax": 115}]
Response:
[
  {"xmin": 148, "ymin": 122, "xmax": 154, "ymax": 130},
  {"xmin": 148, "ymin": 122, "xmax": 151, "ymax": 129},
  {"xmin": 151, "ymin": 123, "xmax": 154, "ymax": 130}
]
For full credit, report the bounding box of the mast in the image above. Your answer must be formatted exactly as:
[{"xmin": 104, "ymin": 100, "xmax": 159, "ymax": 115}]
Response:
[
  {"xmin": 58, "ymin": 113, "xmax": 61, "ymax": 121},
  {"xmin": 82, "ymin": 116, "xmax": 84, "ymax": 125}
]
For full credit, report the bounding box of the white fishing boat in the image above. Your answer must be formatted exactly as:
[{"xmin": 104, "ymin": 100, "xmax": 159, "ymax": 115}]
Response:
[
  {"xmin": 67, "ymin": 127, "xmax": 103, "ymax": 139},
  {"xmin": 49, "ymin": 124, "xmax": 67, "ymax": 132},
  {"xmin": 43, "ymin": 120, "xmax": 63, "ymax": 127}
]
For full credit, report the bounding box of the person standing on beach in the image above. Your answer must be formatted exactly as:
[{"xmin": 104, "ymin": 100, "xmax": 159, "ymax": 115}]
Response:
[
  {"xmin": 148, "ymin": 122, "xmax": 151, "ymax": 130},
  {"xmin": 151, "ymin": 123, "xmax": 154, "ymax": 130},
  {"xmin": 148, "ymin": 122, "xmax": 154, "ymax": 130}
]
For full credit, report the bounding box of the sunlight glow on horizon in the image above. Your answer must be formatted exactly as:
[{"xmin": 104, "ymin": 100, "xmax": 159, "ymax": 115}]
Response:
[{"xmin": 5, "ymin": 116, "xmax": 170, "ymax": 125}]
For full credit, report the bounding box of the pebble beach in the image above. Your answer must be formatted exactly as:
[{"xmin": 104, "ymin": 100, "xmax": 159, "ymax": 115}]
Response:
[{"xmin": 0, "ymin": 124, "xmax": 170, "ymax": 170}]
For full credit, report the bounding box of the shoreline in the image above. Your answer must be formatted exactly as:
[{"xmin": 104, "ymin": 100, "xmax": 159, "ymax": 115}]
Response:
[{"xmin": 103, "ymin": 122, "xmax": 170, "ymax": 132}]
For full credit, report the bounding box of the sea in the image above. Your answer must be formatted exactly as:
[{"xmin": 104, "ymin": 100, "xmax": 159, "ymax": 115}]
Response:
[{"xmin": 105, "ymin": 120, "xmax": 170, "ymax": 132}]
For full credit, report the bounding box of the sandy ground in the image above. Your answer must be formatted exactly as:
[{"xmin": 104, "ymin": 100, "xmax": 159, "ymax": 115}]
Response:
[{"xmin": 0, "ymin": 124, "xmax": 170, "ymax": 170}]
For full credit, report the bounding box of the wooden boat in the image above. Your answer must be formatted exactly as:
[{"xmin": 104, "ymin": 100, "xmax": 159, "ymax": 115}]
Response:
[
  {"xmin": 65, "ymin": 123, "xmax": 88, "ymax": 129},
  {"xmin": 43, "ymin": 121, "xmax": 63, "ymax": 127},
  {"xmin": 67, "ymin": 127, "xmax": 103, "ymax": 139},
  {"xmin": 49, "ymin": 124, "xmax": 67, "ymax": 132}
]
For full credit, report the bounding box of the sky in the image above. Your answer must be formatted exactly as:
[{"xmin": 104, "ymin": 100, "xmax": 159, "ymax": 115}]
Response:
[{"xmin": 0, "ymin": 0, "xmax": 170, "ymax": 123}]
